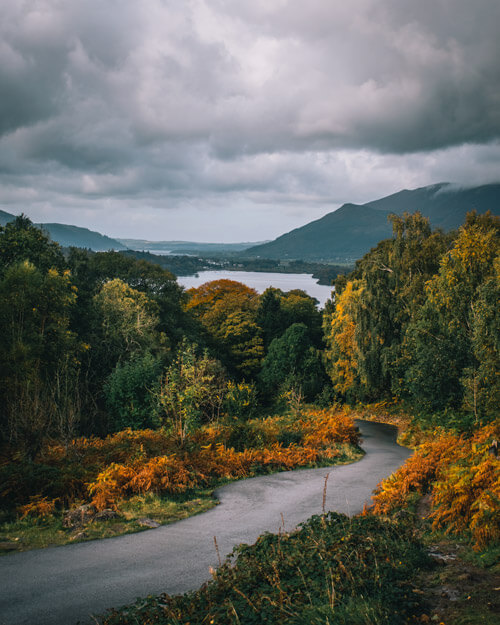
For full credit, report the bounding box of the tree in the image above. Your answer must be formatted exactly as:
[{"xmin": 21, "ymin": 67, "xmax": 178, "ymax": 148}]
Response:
[
  {"xmin": 402, "ymin": 212, "xmax": 500, "ymax": 422},
  {"xmin": 256, "ymin": 288, "xmax": 288, "ymax": 349},
  {"xmin": 104, "ymin": 352, "xmax": 162, "ymax": 431},
  {"xmin": 93, "ymin": 278, "xmax": 164, "ymax": 367},
  {"xmin": 158, "ymin": 341, "xmax": 227, "ymax": 442},
  {"xmin": 0, "ymin": 215, "xmax": 65, "ymax": 277},
  {"xmin": 259, "ymin": 323, "xmax": 328, "ymax": 401},
  {"xmin": 0, "ymin": 261, "xmax": 78, "ymax": 457},
  {"xmin": 324, "ymin": 280, "xmax": 364, "ymax": 399},
  {"xmin": 327, "ymin": 212, "xmax": 448, "ymax": 401},
  {"xmin": 186, "ymin": 280, "xmax": 263, "ymax": 376}
]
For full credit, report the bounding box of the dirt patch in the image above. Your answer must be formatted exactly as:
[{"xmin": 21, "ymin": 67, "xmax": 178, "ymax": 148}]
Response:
[{"xmin": 415, "ymin": 540, "xmax": 499, "ymax": 624}]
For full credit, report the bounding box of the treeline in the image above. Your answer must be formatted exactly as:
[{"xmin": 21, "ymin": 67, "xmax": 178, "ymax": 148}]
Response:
[
  {"xmin": 1, "ymin": 210, "xmax": 498, "ymax": 463},
  {"xmin": 0, "ymin": 216, "xmax": 332, "ymax": 460},
  {"xmin": 324, "ymin": 211, "xmax": 500, "ymax": 429},
  {"xmin": 124, "ymin": 248, "xmax": 346, "ymax": 285}
]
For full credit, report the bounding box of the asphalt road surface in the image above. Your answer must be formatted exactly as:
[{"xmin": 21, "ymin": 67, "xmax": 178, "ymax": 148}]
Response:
[{"xmin": 0, "ymin": 420, "xmax": 412, "ymax": 625}]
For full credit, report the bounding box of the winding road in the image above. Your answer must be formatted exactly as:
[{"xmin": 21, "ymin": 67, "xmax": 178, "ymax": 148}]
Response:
[{"xmin": 0, "ymin": 420, "xmax": 412, "ymax": 625}]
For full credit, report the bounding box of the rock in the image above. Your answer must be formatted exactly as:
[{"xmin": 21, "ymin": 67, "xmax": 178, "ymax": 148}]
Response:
[
  {"xmin": 70, "ymin": 531, "xmax": 88, "ymax": 541},
  {"xmin": 439, "ymin": 585, "xmax": 460, "ymax": 601},
  {"xmin": 427, "ymin": 545, "xmax": 457, "ymax": 564},
  {"xmin": 0, "ymin": 541, "xmax": 19, "ymax": 552},
  {"xmin": 94, "ymin": 509, "xmax": 119, "ymax": 522},
  {"xmin": 136, "ymin": 518, "xmax": 160, "ymax": 528},
  {"xmin": 63, "ymin": 504, "xmax": 96, "ymax": 528}
]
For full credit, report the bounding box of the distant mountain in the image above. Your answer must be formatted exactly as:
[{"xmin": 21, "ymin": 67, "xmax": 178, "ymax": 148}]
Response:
[
  {"xmin": 245, "ymin": 183, "xmax": 500, "ymax": 261},
  {"xmin": 0, "ymin": 210, "xmax": 127, "ymax": 251},
  {"xmin": 0, "ymin": 209, "xmax": 16, "ymax": 226},
  {"xmin": 118, "ymin": 239, "xmax": 269, "ymax": 255},
  {"xmin": 39, "ymin": 223, "xmax": 127, "ymax": 251}
]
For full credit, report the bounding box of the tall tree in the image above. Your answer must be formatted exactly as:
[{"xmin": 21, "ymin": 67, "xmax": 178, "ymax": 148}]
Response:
[
  {"xmin": 402, "ymin": 212, "xmax": 500, "ymax": 422},
  {"xmin": 0, "ymin": 261, "xmax": 78, "ymax": 457},
  {"xmin": 0, "ymin": 215, "xmax": 65, "ymax": 277},
  {"xmin": 259, "ymin": 323, "xmax": 328, "ymax": 401},
  {"xmin": 186, "ymin": 280, "xmax": 264, "ymax": 377}
]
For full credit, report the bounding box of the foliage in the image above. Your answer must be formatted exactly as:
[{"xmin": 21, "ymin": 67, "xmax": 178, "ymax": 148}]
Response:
[
  {"xmin": 0, "ymin": 260, "xmax": 80, "ymax": 456},
  {"xmin": 401, "ymin": 213, "xmax": 499, "ymax": 421},
  {"xmin": 324, "ymin": 211, "xmax": 500, "ymax": 426},
  {"xmin": 158, "ymin": 340, "xmax": 227, "ymax": 441},
  {"xmin": 223, "ymin": 381, "xmax": 258, "ymax": 420},
  {"xmin": 18, "ymin": 496, "xmax": 58, "ymax": 521},
  {"xmin": 372, "ymin": 423, "xmax": 500, "ymax": 549},
  {"xmin": 101, "ymin": 513, "xmax": 428, "ymax": 625},
  {"xmin": 324, "ymin": 212, "xmax": 449, "ymax": 403},
  {"xmin": 186, "ymin": 279, "xmax": 264, "ymax": 376},
  {"xmin": 87, "ymin": 409, "xmax": 360, "ymax": 511},
  {"xmin": 0, "ymin": 215, "xmax": 65, "ymax": 277},
  {"xmin": 0, "ymin": 409, "xmax": 360, "ymax": 516},
  {"xmin": 94, "ymin": 278, "xmax": 163, "ymax": 363},
  {"xmin": 324, "ymin": 280, "xmax": 364, "ymax": 399},
  {"xmin": 260, "ymin": 323, "xmax": 328, "ymax": 401},
  {"xmin": 104, "ymin": 353, "xmax": 163, "ymax": 431}
]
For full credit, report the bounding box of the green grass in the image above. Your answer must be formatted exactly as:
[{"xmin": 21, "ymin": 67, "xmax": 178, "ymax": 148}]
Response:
[{"xmin": 0, "ymin": 491, "xmax": 217, "ymax": 553}]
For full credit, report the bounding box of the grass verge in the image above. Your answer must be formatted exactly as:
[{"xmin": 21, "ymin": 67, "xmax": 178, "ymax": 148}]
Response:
[
  {"xmin": 0, "ymin": 491, "xmax": 217, "ymax": 553},
  {"xmin": 0, "ymin": 444, "xmax": 363, "ymax": 554}
]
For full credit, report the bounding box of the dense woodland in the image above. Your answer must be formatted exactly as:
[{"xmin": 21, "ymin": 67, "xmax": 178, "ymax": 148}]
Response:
[{"xmin": 0, "ymin": 211, "xmax": 499, "ymax": 623}]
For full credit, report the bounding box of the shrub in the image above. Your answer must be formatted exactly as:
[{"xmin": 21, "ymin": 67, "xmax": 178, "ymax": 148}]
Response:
[{"xmin": 372, "ymin": 423, "xmax": 500, "ymax": 549}]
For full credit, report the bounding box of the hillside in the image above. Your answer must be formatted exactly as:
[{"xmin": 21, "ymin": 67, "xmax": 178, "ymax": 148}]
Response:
[
  {"xmin": 118, "ymin": 239, "xmax": 269, "ymax": 255},
  {"xmin": 0, "ymin": 210, "xmax": 127, "ymax": 251},
  {"xmin": 245, "ymin": 182, "xmax": 500, "ymax": 261}
]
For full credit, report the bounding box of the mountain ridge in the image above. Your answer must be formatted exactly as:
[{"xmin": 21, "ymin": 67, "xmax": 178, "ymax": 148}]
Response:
[
  {"xmin": 0, "ymin": 210, "xmax": 127, "ymax": 251},
  {"xmin": 244, "ymin": 182, "xmax": 500, "ymax": 261}
]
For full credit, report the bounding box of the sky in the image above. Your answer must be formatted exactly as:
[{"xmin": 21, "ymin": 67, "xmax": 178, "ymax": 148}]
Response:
[{"xmin": 1, "ymin": 0, "xmax": 500, "ymax": 242}]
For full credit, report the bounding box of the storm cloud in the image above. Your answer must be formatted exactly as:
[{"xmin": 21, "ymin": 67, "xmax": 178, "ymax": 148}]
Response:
[{"xmin": 1, "ymin": 0, "xmax": 499, "ymax": 240}]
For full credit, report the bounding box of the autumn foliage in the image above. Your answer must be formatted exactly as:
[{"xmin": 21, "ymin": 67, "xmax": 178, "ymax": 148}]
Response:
[
  {"xmin": 87, "ymin": 409, "xmax": 359, "ymax": 511},
  {"xmin": 372, "ymin": 423, "xmax": 500, "ymax": 549},
  {"xmin": 1, "ymin": 409, "xmax": 360, "ymax": 516}
]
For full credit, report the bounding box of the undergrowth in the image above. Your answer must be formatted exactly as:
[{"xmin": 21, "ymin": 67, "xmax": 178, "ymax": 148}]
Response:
[
  {"xmin": 372, "ymin": 422, "xmax": 500, "ymax": 550},
  {"xmin": 100, "ymin": 512, "xmax": 429, "ymax": 625},
  {"xmin": 0, "ymin": 409, "xmax": 362, "ymax": 551}
]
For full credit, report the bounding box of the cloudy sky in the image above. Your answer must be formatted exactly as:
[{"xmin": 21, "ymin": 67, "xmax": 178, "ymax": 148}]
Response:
[{"xmin": 1, "ymin": 0, "xmax": 499, "ymax": 242}]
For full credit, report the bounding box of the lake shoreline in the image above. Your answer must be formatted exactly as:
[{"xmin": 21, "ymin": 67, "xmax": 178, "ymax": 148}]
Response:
[{"xmin": 177, "ymin": 269, "xmax": 335, "ymax": 306}]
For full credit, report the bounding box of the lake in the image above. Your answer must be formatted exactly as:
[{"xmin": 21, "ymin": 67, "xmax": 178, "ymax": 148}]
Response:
[{"xmin": 177, "ymin": 270, "xmax": 334, "ymax": 306}]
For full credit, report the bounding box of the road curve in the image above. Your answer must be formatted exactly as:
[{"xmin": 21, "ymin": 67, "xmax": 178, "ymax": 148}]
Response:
[{"xmin": 0, "ymin": 420, "xmax": 411, "ymax": 625}]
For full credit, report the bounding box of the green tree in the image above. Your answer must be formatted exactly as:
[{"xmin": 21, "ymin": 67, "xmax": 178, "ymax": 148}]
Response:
[
  {"xmin": 328, "ymin": 212, "xmax": 448, "ymax": 401},
  {"xmin": 93, "ymin": 278, "xmax": 164, "ymax": 367},
  {"xmin": 0, "ymin": 215, "xmax": 65, "ymax": 277},
  {"xmin": 104, "ymin": 352, "xmax": 162, "ymax": 432},
  {"xmin": 0, "ymin": 261, "xmax": 79, "ymax": 457},
  {"xmin": 158, "ymin": 341, "xmax": 227, "ymax": 442},
  {"xmin": 259, "ymin": 323, "xmax": 328, "ymax": 401},
  {"xmin": 402, "ymin": 212, "xmax": 500, "ymax": 423},
  {"xmin": 256, "ymin": 288, "xmax": 288, "ymax": 349}
]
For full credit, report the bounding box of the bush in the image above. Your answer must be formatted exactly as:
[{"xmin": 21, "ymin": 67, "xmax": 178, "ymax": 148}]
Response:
[
  {"xmin": 104, "ymin": 353, "xmax": 162, "ymax": 431},
  {"xmin": 372, "ymin": 423, "xmax": 500, "ymax": 549},
  {"xmin": 101, "ymin": 513, "xmax": 428, "ymax": 625}
]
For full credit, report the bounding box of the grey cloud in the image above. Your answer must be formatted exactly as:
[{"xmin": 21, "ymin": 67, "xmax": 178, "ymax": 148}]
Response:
[{"xmin": 0, "ymin": 0, "xmax": 499, "ymax": 240}]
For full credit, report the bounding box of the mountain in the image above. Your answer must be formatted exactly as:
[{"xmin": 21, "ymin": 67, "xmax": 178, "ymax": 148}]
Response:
[
  {"xmin": 118, "ymin": 239, "xmax": 269, "ymax": 255},
  {"xmin": 0, "ymin": 209, "xmax": 16, "ymax": 226},
  {"xmin": 39, "ymin": 223, "xmax": 127, "ymax": 251},
  {"xmin": 0, "ymin": 210, "xmax": 127, "ymax": 251},
  {"xmin": 245, "ymin": 183, "xmax": 500, "ymax": 261}
]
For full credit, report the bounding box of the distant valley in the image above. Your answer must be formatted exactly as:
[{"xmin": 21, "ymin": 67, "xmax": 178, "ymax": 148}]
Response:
[{"xmin": 2, "ymin": 182, "xmax": 499, "ymax": 263}]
